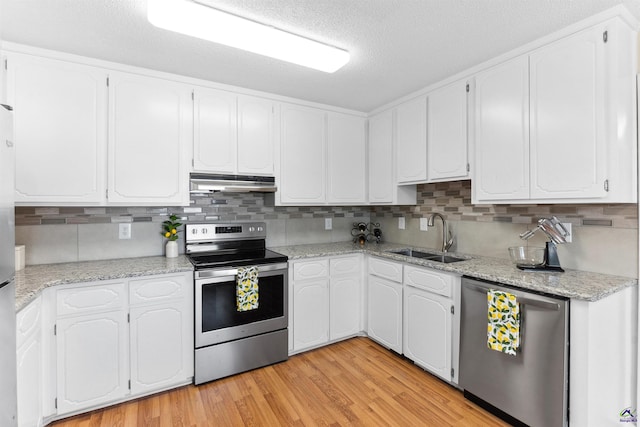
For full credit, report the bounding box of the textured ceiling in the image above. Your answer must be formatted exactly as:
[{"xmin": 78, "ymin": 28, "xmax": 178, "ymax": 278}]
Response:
[{"xmin": 1, "ymin": 0, "xmax": 640, "ymax": 112}]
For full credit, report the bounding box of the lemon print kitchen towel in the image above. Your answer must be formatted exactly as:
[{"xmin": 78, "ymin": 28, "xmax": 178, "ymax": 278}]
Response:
[
  {"xmin": 237, "ymin": 266, "xmax": 259, "ymax": 312},
  {"xmin": 487, "ymin": 289, "xmax": 520, "ymax": 356}
]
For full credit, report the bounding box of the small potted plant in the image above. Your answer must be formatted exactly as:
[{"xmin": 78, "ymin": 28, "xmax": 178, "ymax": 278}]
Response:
[{"xmin": 161, "ymin": 214, "xmax": 182, "ymax": 258}]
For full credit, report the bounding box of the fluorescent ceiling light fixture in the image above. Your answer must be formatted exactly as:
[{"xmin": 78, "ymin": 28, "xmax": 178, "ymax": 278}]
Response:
[{"xmin": 147, "ymin": 0, "xmax": 350, "ymax": 73}]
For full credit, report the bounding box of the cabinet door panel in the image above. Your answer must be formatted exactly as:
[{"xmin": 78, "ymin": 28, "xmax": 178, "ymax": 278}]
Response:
[
  {"xmin": 56, "ymin": 311, "xmax": 128, "ymax": 414},
  {"xmin": 428, "ymin": 81, "xmax": 468, "ymax": 181},
  {"xmin": 473, "ymin": 56, "xmax": 530, "ymax": 201},
  {"xmin": 368, "ymin": 110, "xmax": 395, "ymax": 203},
  {"xmin": 237, "ymin": 95, "xmax": 274, "ymax": 175},
  {"xmin": 17, "ymin": 336, "xmax": 42, "ymax": 427},
  {"xmin": 56, "ymin": 282, "xmax": 126, "ymax": 316},
  {"xmin": 129, "ymin": 275, "xmax": 186, "ymax": 306},
  {"xmin": 108, "ymin": 72, "xmax": 191, "ymax": 205},
  {"xmin": 530, "ymin": 26, "xmax": 606, "ymax": 198},
  {"xmin": 7, "ymin": 53, "xmax": 107, "ymax": 204},
  {"xmin": 396, "ymin": 97, "xmax": 427, "ymax": 183},
  {"xmin": 279, "ymin": 104, "xmax": 326, "ymax": 204},
  {"xmin": 368, "ymin": 258, "xmax": 402, "ymax": 283},
  {"xmin": 327, "ymin": 112, "xmax": 366, "ymax": 204},
  {"xmin": 330, "ymin": 255, "xmax": 361, "ymax": 276},
  {"xmin": 130, "ymin": 303, "xmax": 191, "ymax": 394},
  {"xmin": 293, "ymin": 279, "xmax": 329, "ymax": 350},
  {"xmin": 330, "ymin": 276, "xmax": 361, "ymax": 340},
  {"xmin": 404, "ymin": 266, "xmax": 453, "ymax": 298},
  {"xmin": 367, "ymin": 276, "xmax": 402, "ymax": 353},
  {"xmin": 193, "ymin": 88, "xmax": 237, "ymax": 173},
  {"xmin": 403, "ymin": 287, "xmax": 451, "ymax": 381}
]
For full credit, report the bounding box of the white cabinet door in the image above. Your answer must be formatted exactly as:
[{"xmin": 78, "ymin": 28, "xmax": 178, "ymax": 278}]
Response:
[
  {"xmin": 473, "ymin": 56, "xmax": 530, "ymax": 202},
  {"xmin": 129, "ymin": 273, "xmax": 193, "ymax": 394},
  {"xmin": 7, "ymin": 53, "xmax": 107, "ymax": 204},
  {"xmin": 193, "ymin": 87, "xmax": 237, "ymax": 173},
  {"xmin": 56, "ymin": 310, "xmax": 129, "ymax": 415},
  {"xmin": 327, "ymin": 112, "xmax": 366, "ymax": 204},
  {"xmin": 530, "ymin": 25, "xmax": 607, "ymax": 199},
  {"xmin": 330, "ymin": 275, "xmax": 361, "ymax": 340},
  {"xmin": 130, "ymin": 302, "xmax": 192, "ymax": 395},
  {"xmin": 368, "ymin": 110, "xmax": 395, "ymax": 203},
  {"xmin": 279, "ymin": 104, "xmax": 326, "ymax": 204},
  {"xmin": 403, "ymin": 286, "xmax": 452, "ymax": 381},
  {"xmin": 108, "ymin": 72, "xmax": 191, "ymax": 205},
  {"xmin": 427, "ymin": 81, "xmax": 468, "ymax": 181},
  {"xmin": 293, "ymin": 279, "xmax": 329, "ymax": 351},
  {"xmin": 396, "ymin": 96, "xmax": 427, "ymax": 184},
  {"xmin": 237, "ymin": 95, "xmax": 275, "ymax": 175},
  {"xmin": 367, "ymin": 275, "xmax": 402, "ymax": 353},
  {"xmin": 16, "ymin": 297, "xmax": 42, "ymax": 427}
]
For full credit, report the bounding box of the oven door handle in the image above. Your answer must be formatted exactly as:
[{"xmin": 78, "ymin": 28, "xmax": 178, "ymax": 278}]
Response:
[{"xmin": 195, "ymin": 262, "xmax": 288, "ymax": 280}]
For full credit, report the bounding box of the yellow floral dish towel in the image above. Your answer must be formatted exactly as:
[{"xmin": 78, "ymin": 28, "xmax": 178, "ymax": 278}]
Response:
[
  {"xmin": 237, "ymin": 266, "xmax": 259, "ymax": 312},
  {"xmin": 487, "ymin": 289, "xmax": 520, "ymax": 356}
]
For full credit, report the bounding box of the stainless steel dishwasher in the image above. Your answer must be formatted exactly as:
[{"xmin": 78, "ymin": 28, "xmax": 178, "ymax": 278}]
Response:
[{"xmin": 459, "ymin": 277, "xmax": 569, "ymax": 427}]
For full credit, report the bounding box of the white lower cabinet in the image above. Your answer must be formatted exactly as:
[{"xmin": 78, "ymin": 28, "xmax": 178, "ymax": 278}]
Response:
[
  {"xmin": 16, "ymin": 296, "xmax": 43, "ymax": 427},
  {"xmin": 402, "ymin": 266, "xmax": 460, "ymax": 383},
  {"xmin": 367, "ymin": 257, "xmax": 403, "ymax": 353},
  {"xmin": 291, "ymin": 254, "xmax": 363, "ymax": 353},
  {"xmin": 56, "ymin": 309, "xmax": 129, "ymax": 415},
  {"xmin": 28, "ymin": 271, "xmax": 194, "ymax": 422},
  {"xmin": 128, "ymin": 274, "xmax": 193, "ymax": 396}
]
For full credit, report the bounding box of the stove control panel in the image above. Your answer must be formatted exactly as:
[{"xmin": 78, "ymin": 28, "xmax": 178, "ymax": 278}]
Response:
[{"xmin": 185, "ymin": 222, "xmax": 267, "ymax": 242}]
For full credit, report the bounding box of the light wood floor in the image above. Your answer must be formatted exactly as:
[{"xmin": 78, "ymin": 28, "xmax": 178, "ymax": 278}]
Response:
[{"xmin": 51, "ymin": 337, "xmax": 509, "ymax": 426}]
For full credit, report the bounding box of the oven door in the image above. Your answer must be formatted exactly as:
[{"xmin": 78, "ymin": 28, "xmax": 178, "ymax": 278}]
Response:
[{"xmin": 195, "ymin": 262, "xmax": 288, "ymax": 348}]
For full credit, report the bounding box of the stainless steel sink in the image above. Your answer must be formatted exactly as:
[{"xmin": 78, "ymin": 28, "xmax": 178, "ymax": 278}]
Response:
[{"xmin": 387, "ymin": 249, "xmax": 467, "ymax": 263}]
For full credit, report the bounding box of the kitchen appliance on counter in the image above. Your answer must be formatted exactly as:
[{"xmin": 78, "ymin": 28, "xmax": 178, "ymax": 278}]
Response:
[
  {"xmin": 459, "ymin": 277, "xmax": 569, "ymax": 427},
  {"xmin": 516, "ymin": 216, "xmax": 570, "ymax": 272},
  {"xmin": 185, "ymin": 222, "xmax": 288, "ymax": 385},
  {"xmin": 0, "ymin": 104, "xmax": 17, "ymax": 426}
]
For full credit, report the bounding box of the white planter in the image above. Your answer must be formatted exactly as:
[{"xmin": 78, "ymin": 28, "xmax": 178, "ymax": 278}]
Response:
[{"xmin": 165, "ymin": 240, "xmax": 178, "ymax": 258}]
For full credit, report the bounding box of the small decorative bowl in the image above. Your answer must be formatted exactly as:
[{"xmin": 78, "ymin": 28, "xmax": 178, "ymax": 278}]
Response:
[{"xmin": 508, "ymin": 246, "xmax": 545, "ymax": 267}]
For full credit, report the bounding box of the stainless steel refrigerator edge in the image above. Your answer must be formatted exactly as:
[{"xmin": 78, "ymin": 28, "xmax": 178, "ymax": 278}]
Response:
[
  {"xmin": 459, "ymin": 277, "xmax": 569, "ymax": 427},
  {"xmin": 0, "ymin": 104, "xmax": 18, "ymax": 426}
]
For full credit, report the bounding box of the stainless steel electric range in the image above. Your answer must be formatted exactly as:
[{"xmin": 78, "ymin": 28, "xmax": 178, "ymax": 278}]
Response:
[{"xmin": 185, "ymin": 222, "xmax": 289, "ymax": 385}]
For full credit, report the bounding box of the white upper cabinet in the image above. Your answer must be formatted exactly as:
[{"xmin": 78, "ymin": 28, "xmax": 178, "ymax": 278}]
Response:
[
  {"xmin": 193, "ymin": 87, "xmax": 237, "ymax": 174},
  {"xmin": 6, "ymin": 53, "xmax": 107, "ymax": 205},
  {"xmin": 279, "ymin": 103, "xmax": 326, "ymax": 204},
  {"xmin": 427, "ymin": 80, "xmax": 469, "ymax": 182},
  {"xmin": 473, "ymin": 19, "xmax": 637, "ymax": 203},
  {"xmin": 278, "ymin": 104, "xmax": 367, "ymax": 205},
  {"xmin": 237, "ymin": 95, "xmax": 275, "ymax": 175},
  {"xmin": 368, "ymin": 110, "xmax": 395, "ymax": 203},
  {"xmin": 395, "ymin": 96, "xmax": 427, "ymax": 184},
  {"xmin": 529, "ymin": 25, "xmax": 606, "ymax": 199},
  {"xmin": 193, "ymin": 89, "xmax": 274, "ymax": 176},
  {"xmin": 327, "ymin": 112, "xmax": 366, "ymax": 204},
  {"xmin": 107, "ymin": 71, "xmax": 191, "ymax": 205},
  {"xmin": 473, "ymin": 56, "xmax": 530, "ymax": 201},
  {"xmin": 368, "ymin": 110, "xmax": 417, "ymax": 205}
]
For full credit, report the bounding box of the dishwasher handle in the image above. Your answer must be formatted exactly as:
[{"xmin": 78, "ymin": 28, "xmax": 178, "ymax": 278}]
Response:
[{"xmin": 464, "ymin": 281, "xmax": 561, "ymax": 311}]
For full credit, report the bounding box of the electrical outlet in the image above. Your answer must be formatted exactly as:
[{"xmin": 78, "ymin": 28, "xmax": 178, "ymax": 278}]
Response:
[
  {"xmin": 561, "ymin": 223, "xmax": 572, "ymax": 243},
  {"xmin": 419, "ymin": 218, "xmax": 428, "ymax": 231},
  {"xmin": 325, "ymin": 218, "xmax": 332, "ymax": 230},
  {"xmin": 119, "ymin": 223, "xmax": 131, "ymax": 240},
  {"xmin": 398, "ymin": 217, "xmax": 405, "ymax": 230}
]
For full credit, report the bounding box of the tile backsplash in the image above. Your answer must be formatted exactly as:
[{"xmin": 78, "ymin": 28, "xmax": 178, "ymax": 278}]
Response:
[{"xmin": 14, "ymin": 180, "xmax": 638, "ymax": 277}]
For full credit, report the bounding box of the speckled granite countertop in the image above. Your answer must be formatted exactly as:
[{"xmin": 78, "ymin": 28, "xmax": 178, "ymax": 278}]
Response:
[
  {"xmin": 271, "ymin": 242, "xmax": 637, "ymax": 302},
  {"xmin": 15, "ymin": 256, "xmax": 193, "ymax": 311}
]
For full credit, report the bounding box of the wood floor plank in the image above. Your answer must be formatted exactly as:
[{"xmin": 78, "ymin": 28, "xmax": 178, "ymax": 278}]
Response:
[{"xmin": 52, "ymin": 337, "xmax": 510, "ymax": 427}]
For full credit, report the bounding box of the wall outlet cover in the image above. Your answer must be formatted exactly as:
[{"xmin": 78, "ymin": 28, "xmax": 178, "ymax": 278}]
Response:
[
  {"xmin": 419, "ymin": 218, "xmax": 428, "ymax": 231},
  {"xmin": 561, "ymin": 223, "xmax": 572, "ymax": 243},
  {"xmin": 325, "ymin": 218, "xmax": 332, "ymax": 230},
  {"xmin": 119, "ymin": 223, "xmax": 132, "ymax": 240},
  {"xmin": 398, "ymin": 217, "xmax": 405, "ymax": 230}
]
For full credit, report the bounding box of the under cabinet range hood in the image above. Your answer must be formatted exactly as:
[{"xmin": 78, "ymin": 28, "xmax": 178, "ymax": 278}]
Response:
[{"xmin": 190, "ymin": 173, "xmax": 277, "ymax": 193}]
